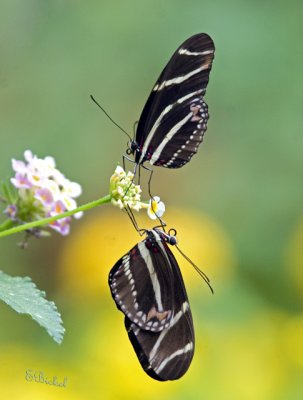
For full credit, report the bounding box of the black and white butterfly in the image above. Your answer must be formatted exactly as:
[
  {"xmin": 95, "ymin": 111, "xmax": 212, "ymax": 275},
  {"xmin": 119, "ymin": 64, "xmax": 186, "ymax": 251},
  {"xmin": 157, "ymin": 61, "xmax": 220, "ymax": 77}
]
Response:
[
  {"xmin": 108, "ymin": 228, "xmax": 212, "ymax": 381},
  {"xmin": 127, "ymin": 33, "xmax": 215, "ymax": 171}
]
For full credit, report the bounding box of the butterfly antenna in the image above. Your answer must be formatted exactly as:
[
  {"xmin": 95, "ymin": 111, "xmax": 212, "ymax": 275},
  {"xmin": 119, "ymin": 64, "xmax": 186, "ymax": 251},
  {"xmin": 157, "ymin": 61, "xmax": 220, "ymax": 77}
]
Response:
[
  {"xmin": 90, "ymin": 95, "xmax": 132, "ymax": 141},
  {"xmin": 175, "ymin": 245, "xmax": 214, "ymax": 294}
]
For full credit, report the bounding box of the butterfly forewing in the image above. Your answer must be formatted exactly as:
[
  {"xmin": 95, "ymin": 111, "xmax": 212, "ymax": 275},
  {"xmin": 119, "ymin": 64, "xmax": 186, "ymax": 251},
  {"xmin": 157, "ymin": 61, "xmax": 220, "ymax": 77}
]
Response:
[
  {"xmin": 108, "ymin": 230, "xmax": 176, "ymax": 332},
  {"xmin": 135, "ymin": 33, "xmax": 215, "ymax": 168},
  {"xmin": 124, "ymin": 235, "xmax": 194, "ymax": 381}
]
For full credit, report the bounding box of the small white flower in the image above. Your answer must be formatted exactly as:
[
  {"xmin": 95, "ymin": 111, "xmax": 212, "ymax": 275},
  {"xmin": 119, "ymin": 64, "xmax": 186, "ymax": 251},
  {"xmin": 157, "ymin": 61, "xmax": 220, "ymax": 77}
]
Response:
[
  {"xmin": 44, "ymin": 156, "xmax": 56, "ymax": 169},
  {"xmin": 60, "ymin": 194, "xmax": 77, "ymax": 211},
  {"xmin": 115, "ymin": 165, "xmax": 125, "ymax": 175},
  {"xmin": 147, "ymin": 196, "xmax": 165, "ymax": 220},
  {"xmin": 43, "ymin": 179, "xmax": 61, "ymax": 200},
  {"xmin": 62, "ymin": 180, "xmax": 82, "ymax": 198},
  {"xmin": 12, "ymin": 159, "xmax": 27, "ymax": 173},
  {"xmin": 24, "ymin": 149, "xmax": 34, "ymax": 162},
  {"xmin": 27, "ymin": 168, "xmax": 46, "ymax": 187},
  {"xmin": 132, "ymin": 202, "xmax": 142, "ymax": 212},
  {"xmin": 112, "ymin": 198, "xmax": 124, "ymax": 209},
  {"xmin": 73, "ymin": 211, "xmax": 84, "ymax": 219}
]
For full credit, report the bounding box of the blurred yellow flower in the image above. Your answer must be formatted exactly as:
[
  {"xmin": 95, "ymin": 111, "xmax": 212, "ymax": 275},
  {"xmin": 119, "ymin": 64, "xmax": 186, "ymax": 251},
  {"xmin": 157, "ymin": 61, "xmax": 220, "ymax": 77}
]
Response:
[
  {"xmin": 57, "ymin": 207, "xmax": 235, "ymax": 301},
  {"xmin": 57, "ymin": 209, "xmax": 139, "ymax": 302},
  {"xmin": 284, "ymin": 215, "xmax": 303, "ymax": 297},
  {"xmin": 165, "ymin": 207, "xmax": 236, "ymax": 292},
  {"xmin": 193, "ymin": 311, "xmax": 291, "ymax": 400},
  {"xmin": 82, "ymin": 312, "xmax": 174, "ymax": 399},
  {"xmin": 282, "ymin": 313, "xmax": 303, "ymax": 368}
]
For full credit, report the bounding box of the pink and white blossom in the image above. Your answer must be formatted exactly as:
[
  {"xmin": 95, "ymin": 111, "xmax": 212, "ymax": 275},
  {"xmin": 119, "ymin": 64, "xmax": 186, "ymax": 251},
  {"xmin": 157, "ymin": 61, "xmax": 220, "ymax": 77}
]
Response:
[{"xmin": 7, "ymin": 150, "xmax": 82, "ymax": 235}]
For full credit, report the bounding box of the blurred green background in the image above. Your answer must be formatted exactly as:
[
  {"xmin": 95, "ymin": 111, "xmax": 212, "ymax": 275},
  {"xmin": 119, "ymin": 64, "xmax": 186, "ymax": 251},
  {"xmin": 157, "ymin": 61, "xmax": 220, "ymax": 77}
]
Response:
[{"xmin": 0, "ymin": 1, "xmax": 302, "ymax": 399}]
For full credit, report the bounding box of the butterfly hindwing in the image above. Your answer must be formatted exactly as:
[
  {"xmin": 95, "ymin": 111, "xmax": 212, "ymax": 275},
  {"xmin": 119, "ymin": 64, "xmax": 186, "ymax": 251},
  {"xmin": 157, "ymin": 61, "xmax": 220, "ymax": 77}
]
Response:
[
  {"xmin": 124, "ymin": 231, "xmax": 194, "ymax": 381},
  {"xmin": 135, "ymin": 33, "xmax": 215, "ymax": 168},
  {"xmin": 108, "ymin": 230, "xmax": 176, "ymax": 332}
]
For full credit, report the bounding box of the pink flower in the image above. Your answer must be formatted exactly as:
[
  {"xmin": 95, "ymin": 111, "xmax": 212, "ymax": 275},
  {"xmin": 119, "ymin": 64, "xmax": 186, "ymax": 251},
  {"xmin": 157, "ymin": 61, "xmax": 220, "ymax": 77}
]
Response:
[
  {"xmin": 11, "ymin": 172, "xmax": 32, "ymax": 189},
  {"xmin": 4, "ymin": 204, "xmax": 18, "ymax": 220},
  {"xmin": 49, "ymin": 217, "xmax": 71, "ymax": 236},
  {"xmin": 8, "ymin": 150, "xmax": 83, "ymax": 236},
  {"xmin": 34, "ymin": 188, "xmax": 54, "ymax": 206}
]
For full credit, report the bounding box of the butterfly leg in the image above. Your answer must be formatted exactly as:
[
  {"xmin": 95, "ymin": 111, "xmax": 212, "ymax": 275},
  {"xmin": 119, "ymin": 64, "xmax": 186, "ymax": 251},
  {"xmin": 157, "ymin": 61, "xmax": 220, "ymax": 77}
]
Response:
[
  {"xmin": 121, "ymin": 155, "xmax": 139, "ymax": 198},
  {"xmin": 122, "ymin": 154, "xmax": 136, "ymax": 174},
  {"xmin": 140, "ymin": 164, "xmax": 166, "ymax": 231},
  {"xmin": 125, "ymin": 205, "xmax": 145, "ymax": 236},
  {"xmin": 121, "ymin": 156, "xmax": 144, "ymax": 231}
]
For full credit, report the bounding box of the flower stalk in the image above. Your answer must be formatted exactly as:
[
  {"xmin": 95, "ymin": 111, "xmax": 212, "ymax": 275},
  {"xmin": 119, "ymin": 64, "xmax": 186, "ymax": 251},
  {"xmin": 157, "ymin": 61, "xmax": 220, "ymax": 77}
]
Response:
[
  {"xmin": 1, "ymin": 152, "xmax": 166, "ymax": 241},
  {"xmin": 0, "ymin": 195, "xmax": 111, "ymax": 238}
]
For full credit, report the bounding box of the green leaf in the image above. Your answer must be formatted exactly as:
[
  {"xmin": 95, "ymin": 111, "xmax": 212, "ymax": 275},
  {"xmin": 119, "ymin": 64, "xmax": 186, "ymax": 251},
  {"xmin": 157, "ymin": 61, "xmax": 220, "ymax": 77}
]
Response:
[
  {"xmin": 0, "ymin": 270, "xmax": 65, "ymax": 344},
  {"xmin": 1, "ymin": 180, "xmax": 17, "ymax": 204}
]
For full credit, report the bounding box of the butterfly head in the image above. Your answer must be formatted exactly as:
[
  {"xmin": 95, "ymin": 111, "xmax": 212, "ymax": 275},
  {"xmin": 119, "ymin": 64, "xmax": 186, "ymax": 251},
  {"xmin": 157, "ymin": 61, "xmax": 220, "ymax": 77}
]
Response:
[
  {"xmin": 126, "ymin": 140, "xmax": 139, "ymax": 156},
  {"xmin": 152, "ymin": 228, "xmax": 178, "ymax": 246}
]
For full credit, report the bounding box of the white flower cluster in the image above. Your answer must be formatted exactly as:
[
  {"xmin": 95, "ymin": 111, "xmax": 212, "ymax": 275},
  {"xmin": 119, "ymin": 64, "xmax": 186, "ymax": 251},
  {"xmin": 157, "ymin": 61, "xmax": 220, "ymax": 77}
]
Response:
[
  {"xmin": 109, "ymin": 165, "xmax": 165, "ymax": 220},
  {"xmin": 8, "ymin": 150, "xmax": 82, "ymax": 235},
  {"xmin": 110, "ymin": 166, "xmax": 142, "ymax": 211}
]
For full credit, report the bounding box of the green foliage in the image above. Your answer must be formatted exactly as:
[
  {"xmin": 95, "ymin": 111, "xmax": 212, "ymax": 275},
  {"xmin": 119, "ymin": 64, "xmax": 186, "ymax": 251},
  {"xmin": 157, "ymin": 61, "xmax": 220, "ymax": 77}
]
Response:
[
  {"xmin": 0, "ymin": 180, "xmax": 17, "ymax": 204},
  {"xmin": 0, "ymin": 270, "xmax": 65, "ymax": 344}
]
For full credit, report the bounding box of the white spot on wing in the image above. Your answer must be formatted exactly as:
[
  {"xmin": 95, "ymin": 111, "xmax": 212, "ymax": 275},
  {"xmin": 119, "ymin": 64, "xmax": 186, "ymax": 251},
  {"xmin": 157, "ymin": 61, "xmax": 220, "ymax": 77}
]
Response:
[
  {"xmin": 178, "ymin": 48, "xmax": 214, "ymax": 56},
  {"xmin": 150, "ymin": 113, "xmax": 193, "ymax": 164},
  {"xmin": 154, "ymin": 342, "xmax": 193, "ymax": 374},
  {"xmin": 154, "ymin": 66, "xmax": 208, "ymax": 91},
  {"xmin": 139, "ymin": 91, "xmax": 202, "ymax": 164},
  {"xmin": 137, "ymin": 240, "xmax": 164, "ymax": 311}
]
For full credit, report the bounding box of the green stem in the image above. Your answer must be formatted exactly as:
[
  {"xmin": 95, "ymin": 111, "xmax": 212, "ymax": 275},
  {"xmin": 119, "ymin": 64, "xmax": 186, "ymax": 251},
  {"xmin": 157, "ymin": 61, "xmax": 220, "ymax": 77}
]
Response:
[{"xmin": 0, "ymin": 194, "xmax": 112, "ymax": 239}]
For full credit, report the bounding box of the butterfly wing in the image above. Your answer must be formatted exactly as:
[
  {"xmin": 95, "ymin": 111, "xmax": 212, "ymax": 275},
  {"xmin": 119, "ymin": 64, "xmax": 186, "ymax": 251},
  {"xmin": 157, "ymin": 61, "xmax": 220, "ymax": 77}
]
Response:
[
  {"xmin": 108, "ymin": 230, "xmax": 176, "ymax": 332},
  {"xmin": 135, "ymin": 33, "xmax": 215, "ymax": 168},
  {"xmin": 124, "ymin": 238, "xmax": 194, "ymax": 381}
]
